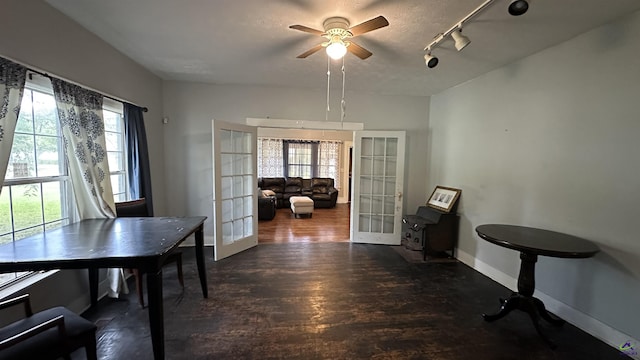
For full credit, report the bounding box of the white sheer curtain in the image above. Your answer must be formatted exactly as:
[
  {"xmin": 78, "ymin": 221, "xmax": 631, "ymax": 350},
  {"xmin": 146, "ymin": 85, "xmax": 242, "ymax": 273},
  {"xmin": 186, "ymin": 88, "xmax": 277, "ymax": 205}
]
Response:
[
  {"xmin": 257, "ymin": 138, "xmax": 283, "ymax": 177},
  {"xmin": 52, "ymin": 79, "xmax": 127, "ymax": 298},
  {"xmin": 318, "ymin": 141, "xmax": 342, "ymax": 188},
  {"xmin": 0, "ymin": 58, "xmax": 27, "ymax": 195}
]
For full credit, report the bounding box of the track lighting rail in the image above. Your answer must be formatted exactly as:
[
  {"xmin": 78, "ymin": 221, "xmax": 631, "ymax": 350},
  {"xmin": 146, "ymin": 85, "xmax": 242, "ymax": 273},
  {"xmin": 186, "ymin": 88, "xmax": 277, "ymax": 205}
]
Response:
[
  {"xmin": 423, "ymin": 0, "xmax": 496, "ymax": 52},
  {"xmin": 423, "ymin": 0, "xmax": 529, "ymax": 68}
]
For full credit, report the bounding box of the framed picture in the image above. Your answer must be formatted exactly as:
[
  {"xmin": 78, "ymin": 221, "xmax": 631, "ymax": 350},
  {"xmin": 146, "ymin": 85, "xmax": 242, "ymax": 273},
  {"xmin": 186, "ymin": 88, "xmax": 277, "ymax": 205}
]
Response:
[{"xmin": 427, "ymin": 186, "xmax": 461, "ymax": 213}]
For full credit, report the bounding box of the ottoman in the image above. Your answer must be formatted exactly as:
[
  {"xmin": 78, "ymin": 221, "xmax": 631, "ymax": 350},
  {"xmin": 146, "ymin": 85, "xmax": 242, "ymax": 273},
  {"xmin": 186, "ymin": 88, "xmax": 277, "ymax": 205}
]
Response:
[{"xmin": 290, "ymin": 196, "xmax": 314, "ymax": 218}]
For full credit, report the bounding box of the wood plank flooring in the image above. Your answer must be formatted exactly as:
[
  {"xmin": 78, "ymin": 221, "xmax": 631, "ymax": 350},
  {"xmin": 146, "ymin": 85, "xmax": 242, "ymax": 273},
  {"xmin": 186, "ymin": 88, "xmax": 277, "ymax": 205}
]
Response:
[
  {"xmin": 77, "ymin": 243, "xmax": 626, "ymax": 360},
  {"xmin": 258, "ymin": 203, "xmax": 350, "ymax": 243}
]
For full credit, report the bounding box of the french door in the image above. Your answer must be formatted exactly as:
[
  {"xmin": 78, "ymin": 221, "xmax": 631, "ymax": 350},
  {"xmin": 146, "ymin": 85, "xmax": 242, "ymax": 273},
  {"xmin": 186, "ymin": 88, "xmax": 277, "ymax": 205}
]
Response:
[
  {"xmin": 212, "ymin": 120, "xmax": 258, "ymax": 260},
  {"xmin": 350, "ymin": 131, "xmax": 406, "ymax": 245}
]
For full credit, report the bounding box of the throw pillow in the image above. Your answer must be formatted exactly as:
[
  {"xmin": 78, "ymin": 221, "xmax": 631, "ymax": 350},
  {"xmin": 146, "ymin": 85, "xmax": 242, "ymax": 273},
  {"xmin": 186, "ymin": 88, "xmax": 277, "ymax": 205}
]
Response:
[{"xmin": 262, "ymin": 190, "xmax": 276, "ymax": 197}]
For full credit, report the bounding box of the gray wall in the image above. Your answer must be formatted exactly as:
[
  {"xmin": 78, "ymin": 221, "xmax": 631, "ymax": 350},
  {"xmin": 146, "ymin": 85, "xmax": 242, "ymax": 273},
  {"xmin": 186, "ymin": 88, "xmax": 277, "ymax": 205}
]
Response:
[
  {"xmin": 0, "ymin": 0, "xmax": 164, "ymax": 313},
  {"xmin": 162, "ymin": 82, "xmax": 430, "ymax": 240},
  {"xmin": 429, "ymin": 10, "xmax": 640, "ymax": 345}
]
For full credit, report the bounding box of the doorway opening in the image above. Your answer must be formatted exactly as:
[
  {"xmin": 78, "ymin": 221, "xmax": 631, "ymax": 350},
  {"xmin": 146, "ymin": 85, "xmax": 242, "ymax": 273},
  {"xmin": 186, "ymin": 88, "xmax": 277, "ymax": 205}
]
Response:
[{"xmin": 256, "ymin": 127, "xmax": 353, "ymax": 244}]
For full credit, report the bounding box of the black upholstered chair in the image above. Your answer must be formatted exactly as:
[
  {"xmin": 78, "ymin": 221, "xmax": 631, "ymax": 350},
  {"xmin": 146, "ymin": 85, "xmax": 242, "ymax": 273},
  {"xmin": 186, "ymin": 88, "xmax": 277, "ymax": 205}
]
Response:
[
  {"xmin": 310, "ymin": 178, "xmax": 339, "ymax": 208},
  {"xmin": 0, "ymin": 294, "xmax": 97, "ymax": 360},
  {"xmin": 115, "ymin": 198, "xmax": 184, "ymax": 307}
]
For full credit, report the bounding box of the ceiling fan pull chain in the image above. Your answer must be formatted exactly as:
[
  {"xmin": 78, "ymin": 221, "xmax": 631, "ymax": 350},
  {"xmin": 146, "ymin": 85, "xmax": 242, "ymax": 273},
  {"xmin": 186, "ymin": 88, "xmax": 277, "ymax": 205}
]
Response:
[
  {"xmin": 341, "ymin": 58, "xmax": 346, "ymax": 122},
  {"xmin": 326, "ymin": 56, "xmax": 331, "ymax": 121}
]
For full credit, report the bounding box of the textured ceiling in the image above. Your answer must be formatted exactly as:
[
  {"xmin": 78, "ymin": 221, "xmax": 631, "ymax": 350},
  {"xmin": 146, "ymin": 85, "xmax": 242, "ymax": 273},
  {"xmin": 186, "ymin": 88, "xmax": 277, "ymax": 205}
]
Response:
[{"xmin": 46, "ymin": 0, "xmax": 640, "ymax": 96}]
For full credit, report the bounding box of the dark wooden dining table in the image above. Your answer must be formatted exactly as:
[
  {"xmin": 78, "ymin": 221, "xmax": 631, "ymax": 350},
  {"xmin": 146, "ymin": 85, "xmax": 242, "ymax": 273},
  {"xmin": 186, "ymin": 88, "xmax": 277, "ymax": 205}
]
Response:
[
  {"xmin": 0, "ymin": 216, "xmax": 208, "ymax": 360},
  {"xmin": 476, "ymin": 224, "xmax": 600, "ymax": 348}
]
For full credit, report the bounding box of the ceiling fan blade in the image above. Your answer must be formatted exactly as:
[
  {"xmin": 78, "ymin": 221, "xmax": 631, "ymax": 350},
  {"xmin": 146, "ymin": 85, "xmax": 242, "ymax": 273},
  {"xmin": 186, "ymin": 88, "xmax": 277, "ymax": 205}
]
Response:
[
  {"xmin": 349, "ymin": 15, "xmax": 389, "ymax": 36},
  {"xmin": 296, "ymin": 44, "xmax": 324, "ymax": 58},
  {"xmin": 289, "ymin": 24, "xmax": 324, "ymax": 35},
  {"xmin": 347, "ymin": 42, "xmax": 372, "ymax": 60}
]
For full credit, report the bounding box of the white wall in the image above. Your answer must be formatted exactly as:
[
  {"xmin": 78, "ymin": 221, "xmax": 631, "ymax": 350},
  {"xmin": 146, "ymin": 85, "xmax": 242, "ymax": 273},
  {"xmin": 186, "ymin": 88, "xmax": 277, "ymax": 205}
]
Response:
[
  {"xmin": 429, "ymin": 10, "xmax": 640, "ymax": 348},
  {"xmin": 0, "ymin": 0, "xmax": 164, "ymax": 312},
  {"xmin": 162, "ymin": 82, "xmax": 430, "ymax": 240}
]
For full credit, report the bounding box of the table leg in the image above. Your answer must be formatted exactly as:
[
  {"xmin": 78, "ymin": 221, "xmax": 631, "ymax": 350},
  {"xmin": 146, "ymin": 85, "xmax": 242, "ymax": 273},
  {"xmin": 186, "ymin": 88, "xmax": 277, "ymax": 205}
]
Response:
[
  {"xmin": 88, "ymin": 268, "xmax": 99, "ymax": 307},
  {"xmin": 533, "ymin": 297, "xmax": 566, "ymax": 326},
  {"xmin": 195, "ymin": 225, "xmax": 208, "ymax": 298},
  {"xmin": 482, "ymin": 292, "xmax": 520, "ymax": 321},
  {"xmin": 146, "ymin": 269, "xmax": 164, "ymax": 360},
  {"xmin": 483, "ymin": 252, "xmax": 564, "ymax": 348}
]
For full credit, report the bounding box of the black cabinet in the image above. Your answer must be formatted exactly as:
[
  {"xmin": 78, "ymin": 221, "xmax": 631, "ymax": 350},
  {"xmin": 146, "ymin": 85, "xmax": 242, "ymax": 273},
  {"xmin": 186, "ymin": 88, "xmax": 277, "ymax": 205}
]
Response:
[{"xmin": 403, "ymin": 206, "xmax": 459, "ymax": 260}]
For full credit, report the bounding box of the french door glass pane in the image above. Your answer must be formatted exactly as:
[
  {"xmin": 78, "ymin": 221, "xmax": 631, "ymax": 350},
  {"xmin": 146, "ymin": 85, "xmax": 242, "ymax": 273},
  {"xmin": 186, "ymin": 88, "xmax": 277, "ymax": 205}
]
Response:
[
  {"xmin": 221, "ymin": 199, "xmax": 233, "ymax": 222},
  {"xmin": 359, "ymin": 214, "xmax": 370, "ymax": 232},
  {"xmin": 361, "ymin": 138, "xmax": 373, "ymax": 156},
  {"xmin": 221, "ymin": 177, "xmax": 232, "ymax": 199},
  {"xmin": 221, "ymin": 154, "xmax": 233, "ymax": 177},
  {"xmin": 220, "ymin": 130, "xmax": 232, "ymax": 152}
]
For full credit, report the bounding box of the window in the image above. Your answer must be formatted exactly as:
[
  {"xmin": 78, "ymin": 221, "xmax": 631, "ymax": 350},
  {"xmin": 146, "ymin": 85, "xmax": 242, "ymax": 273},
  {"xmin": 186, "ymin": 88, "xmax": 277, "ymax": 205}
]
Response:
[
  {"xmin": 285, "ymin": 141, "xmax": 315, "ymax": 178},
  {"xmin": 0, "ymin": 78, "xmax": 71, "ymax": 287},
  {"xmin": 257, "ymin": 138, "xmax": 342, "ymax": 188},
  {"xmin": 103, "ymin": 99, "xmax": 126, "ymax": 202},
  {"xmin": 0, "ymin": 75, "xmax": 127, "ymax": 289}
]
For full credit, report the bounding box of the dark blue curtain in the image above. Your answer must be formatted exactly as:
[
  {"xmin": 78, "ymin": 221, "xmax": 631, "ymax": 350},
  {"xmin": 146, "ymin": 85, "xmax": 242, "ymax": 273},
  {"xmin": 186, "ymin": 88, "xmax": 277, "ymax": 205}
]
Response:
[{"xmin": 123, "ymin": 103, "xmax": 153, "ymax": 216}]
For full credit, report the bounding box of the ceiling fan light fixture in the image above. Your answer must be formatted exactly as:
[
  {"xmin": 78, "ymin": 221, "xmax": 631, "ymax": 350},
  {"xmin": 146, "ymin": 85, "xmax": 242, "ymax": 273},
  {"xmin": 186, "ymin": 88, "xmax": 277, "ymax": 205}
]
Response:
[
  {"xmin": 424, "ymin": 53, "xmax": 438, "ymax": 69},
  {"xmin": 326, "ymin": 41, "xmax": 347, "ymax": 60},
  {"xmin": 451, "ymin": 29, "xmax": 471, "ymax": 51},
  {"xmin": 508, "ymin": 0, "xmax": 529, "ymax": 16}
]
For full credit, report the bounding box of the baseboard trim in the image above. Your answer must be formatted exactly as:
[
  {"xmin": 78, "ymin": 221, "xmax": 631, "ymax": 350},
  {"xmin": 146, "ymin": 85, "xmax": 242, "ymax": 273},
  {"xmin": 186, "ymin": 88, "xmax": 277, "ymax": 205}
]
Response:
[{"xmin": 456, "ymin": 248, "xmax": 639, "ymax": 359}]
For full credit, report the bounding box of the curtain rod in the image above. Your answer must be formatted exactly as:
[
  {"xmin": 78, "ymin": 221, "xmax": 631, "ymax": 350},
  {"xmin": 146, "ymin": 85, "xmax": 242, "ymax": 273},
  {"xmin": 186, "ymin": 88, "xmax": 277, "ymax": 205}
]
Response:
[
  {"xmin": 4, "ymin": 55, "xmax": 148, "ymax": 112},
  {"xmin": 27, "ymin": 68, "xmax": 148, "ymax": 112}
]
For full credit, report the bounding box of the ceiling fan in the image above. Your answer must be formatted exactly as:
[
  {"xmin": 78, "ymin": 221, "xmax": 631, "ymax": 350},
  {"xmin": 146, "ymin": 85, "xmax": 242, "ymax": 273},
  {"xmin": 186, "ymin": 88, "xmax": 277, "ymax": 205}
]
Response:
[{"xmin": 289, "ymin": 15, "xmax": 389, "ymax": 60}]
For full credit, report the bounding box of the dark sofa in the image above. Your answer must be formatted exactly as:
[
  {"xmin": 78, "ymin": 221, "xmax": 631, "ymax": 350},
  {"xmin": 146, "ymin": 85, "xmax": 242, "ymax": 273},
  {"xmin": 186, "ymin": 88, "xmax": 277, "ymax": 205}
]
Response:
[{"xmin": 258, "ymin": 177, "xmax": 339, "ymax": 208}]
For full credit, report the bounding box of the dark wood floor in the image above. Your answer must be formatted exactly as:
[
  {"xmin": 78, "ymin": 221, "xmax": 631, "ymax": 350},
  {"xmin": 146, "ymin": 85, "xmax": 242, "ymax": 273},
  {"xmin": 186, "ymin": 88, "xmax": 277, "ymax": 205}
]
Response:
[{"xmin": 77, "ymin": 242, "xmax": 627, "ymax": 359}]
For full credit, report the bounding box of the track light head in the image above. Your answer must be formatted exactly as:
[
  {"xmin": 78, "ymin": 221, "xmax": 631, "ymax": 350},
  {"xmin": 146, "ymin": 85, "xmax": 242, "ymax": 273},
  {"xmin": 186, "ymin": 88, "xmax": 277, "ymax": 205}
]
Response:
[
  {"xmin": 451, "ymin": 29, "xmax": 471, "ymax": 51},
  {"xmin": 508, "ymin": 0, "xmax": 529, "ymax": 16},
  {"xmin": 424, "ymin": 53, "xmax": 438, "ymax": 68}
]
